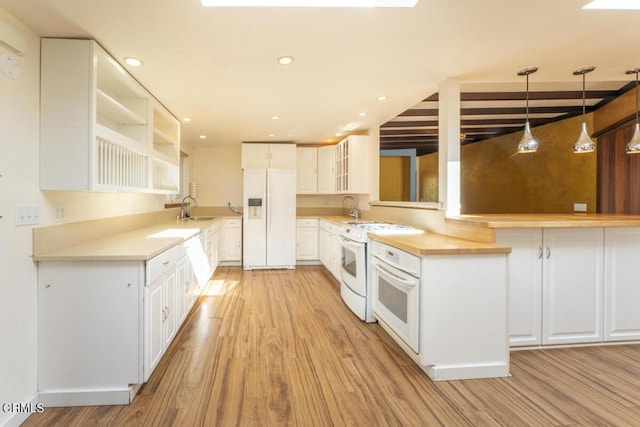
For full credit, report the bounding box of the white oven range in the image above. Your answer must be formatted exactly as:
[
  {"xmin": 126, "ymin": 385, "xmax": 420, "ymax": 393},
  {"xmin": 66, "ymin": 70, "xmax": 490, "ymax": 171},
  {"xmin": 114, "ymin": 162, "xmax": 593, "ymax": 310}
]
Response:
[{"xmin": 339, "ymin": 221, "xmax": 423, "ymax": 323}]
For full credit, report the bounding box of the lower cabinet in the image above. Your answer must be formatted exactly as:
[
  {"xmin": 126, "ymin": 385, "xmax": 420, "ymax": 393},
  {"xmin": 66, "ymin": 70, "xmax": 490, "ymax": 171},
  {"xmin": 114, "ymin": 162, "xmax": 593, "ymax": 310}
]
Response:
[
  {"xmin": 38, "ymin": 261, "xmax": 144, "ymax": 406},
  {"xmin": 37, "ymin": 231, "xmax": 214, "ymax": 407},
  {"xmin": 319, "ymin": 220, "xmax": 341, "ymax": 280},
  {"xmin": 496, "ymin": 226, "xmax": 640, "ymax": 348},
  {"xmin": 604, "ymin": 227, "xmax": 640, "ymax": 341},
  {"xmin": 221, "ymin": 218, "xmax": 242, "ymax": 264},
  {"xmin": 296, "ymin": 218, "xmax": 319, "ymax": 262}
]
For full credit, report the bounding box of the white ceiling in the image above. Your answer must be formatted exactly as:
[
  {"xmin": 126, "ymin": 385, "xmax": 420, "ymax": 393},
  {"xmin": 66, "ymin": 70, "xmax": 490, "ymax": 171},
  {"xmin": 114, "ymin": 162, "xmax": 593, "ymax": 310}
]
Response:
[{"xmin": 1, "ymin": 0, "xmax": 639, "ymax": 148}]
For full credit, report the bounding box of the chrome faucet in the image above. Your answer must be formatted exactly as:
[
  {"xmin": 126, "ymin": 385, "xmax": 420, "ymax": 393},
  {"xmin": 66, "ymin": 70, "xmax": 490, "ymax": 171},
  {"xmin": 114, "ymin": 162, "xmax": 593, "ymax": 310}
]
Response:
[
  {"xmin": 340, "ymin": 195, "xmax": 359, "ymax": 221},
  {"xmin": 180, "ymin": 195, "xmax": 198, "ymax": 219}
]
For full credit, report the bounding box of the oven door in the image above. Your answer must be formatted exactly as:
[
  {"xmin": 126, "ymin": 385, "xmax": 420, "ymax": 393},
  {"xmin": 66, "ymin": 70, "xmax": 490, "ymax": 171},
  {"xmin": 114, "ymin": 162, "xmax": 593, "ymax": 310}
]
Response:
[
  {"xmin": 339, "ymin": 237, "xmax": 366, "ymax": 297},
  {"xmin": 371, "ymin": 257, "xmax": 419, "ymax": 353}
]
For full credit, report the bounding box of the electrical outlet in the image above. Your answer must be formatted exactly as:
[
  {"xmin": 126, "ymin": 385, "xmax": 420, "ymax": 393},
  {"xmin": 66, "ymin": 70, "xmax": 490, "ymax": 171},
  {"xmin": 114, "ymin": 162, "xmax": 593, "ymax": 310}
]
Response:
[
  {"xmin": 574, "ymin": 202, "xmax": 587, "ymax": 213},
  {"xmin": 15, "ymin": 204, "xmax": 40, "ymax": 226},
  {"xmin": 53, "ymin": 204, "xmax": 65, "ymax": 222}
]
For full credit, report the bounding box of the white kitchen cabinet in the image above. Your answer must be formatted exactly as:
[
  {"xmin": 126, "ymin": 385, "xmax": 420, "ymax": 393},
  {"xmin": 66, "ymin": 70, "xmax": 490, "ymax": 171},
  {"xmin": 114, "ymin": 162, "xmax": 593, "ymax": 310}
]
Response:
[
  {"xmin": 542, "ymin": 228, "xmax": 604, "ymax": 345},
  {"xmin": 495, "ymin": 228, "xmax": 543, "ymax": 347},
  {"xmin": 296, "ymin": 218, "xmax": 319, "ymax": 262},
  {"xmin": 319, "ymin": 220, "xmax": 342, "ymax": 281},
  {"xmin": 604, "ymin": 227, "xmax": 640, "ymax": 341},
  {"xmin": 335, "ymin": 135, "xmax": 370, "ymax": 194},
  {"xmin": 37, "ymin": 232, "xmax": 211, "ymax": 406},
  {"xmin": 40, "ymin": 38, "xmax": 180, "ymax": 193},
  {"xmin": 242, "ymin": 143, "xmax": 296, "ymax": 169},
  {"xmin": 318, "ymin": 145, "xmax": 336, "ymax": 194},
  {"xmin": 497, "ymin": 227, "xmax": 604, "ymax": 347},
  {"xmin": 221, "ymin": 218, "xmax": 242, "ymax": 264},
  {"xmin": 38, "ymin": 261, "xmax": 144, "ymax": 406},
  {"xmin": 296, "ymin": 147, "xmax": 318, "ymax": 194}
]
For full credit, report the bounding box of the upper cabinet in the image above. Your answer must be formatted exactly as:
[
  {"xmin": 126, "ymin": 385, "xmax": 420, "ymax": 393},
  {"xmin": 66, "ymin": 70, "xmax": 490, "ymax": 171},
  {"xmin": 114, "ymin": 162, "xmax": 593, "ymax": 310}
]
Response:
[
  {"xmin": 317, "ymin": 145, "xmax": 336, "ymax": 194},
  {"xmin": 40, "ymin": 38, "xmax": 180, "ymax": 193},
  {"xmin": 296, "ymin": 147, "xmax": 318, "ymax": 194},
  {"xmin": 336, "ymin": 135, "xmax": 370, "ymax": 194},
  {"xmin": 241, "ymin": 143, "xmax": 296, "ymax": 169}
]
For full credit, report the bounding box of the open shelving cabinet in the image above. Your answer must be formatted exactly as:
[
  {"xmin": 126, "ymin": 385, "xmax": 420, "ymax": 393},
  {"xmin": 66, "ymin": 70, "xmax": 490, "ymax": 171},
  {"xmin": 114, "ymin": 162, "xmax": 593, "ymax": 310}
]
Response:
[{"xmin": 40, "ymin": 38, "xmax": 180, "ymax": 193}]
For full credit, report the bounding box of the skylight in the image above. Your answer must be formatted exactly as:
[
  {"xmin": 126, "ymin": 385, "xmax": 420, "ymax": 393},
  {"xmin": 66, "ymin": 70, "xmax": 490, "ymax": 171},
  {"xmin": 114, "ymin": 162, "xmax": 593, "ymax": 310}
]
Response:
[
  {"xmin": 201, "ymin": 0, "xmax": 418, "ymax": 7},
  {"xmin": 583, "ymin": 0, "xmax": 640, "ymax": 9}
]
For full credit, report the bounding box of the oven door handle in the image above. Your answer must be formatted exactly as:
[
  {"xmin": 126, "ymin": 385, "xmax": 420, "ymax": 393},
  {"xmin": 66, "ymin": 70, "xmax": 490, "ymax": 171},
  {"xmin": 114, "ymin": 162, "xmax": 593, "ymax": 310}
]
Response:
[
  {"xmin": 339, "ymin": 237, "xmax": 364, "ymax": 249},
  {"xmin": 372, "ymin": 261, "xmax": 418, "ymax": 288}
]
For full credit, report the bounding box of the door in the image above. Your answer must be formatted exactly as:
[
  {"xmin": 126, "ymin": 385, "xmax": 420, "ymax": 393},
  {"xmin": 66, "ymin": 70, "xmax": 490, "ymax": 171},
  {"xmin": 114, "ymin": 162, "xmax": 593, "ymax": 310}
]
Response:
[
  {"xmin": 243, "ymin": 168, "xmax": 267, "ymax": 269},
  {"xmin": 495, "ymin": 228, "xmax": 543, "ymax": 347},
  {"xmin": 296, "ymin": 147, "xmax": 317, "ymax": 194},
  {"xmin": 604, "ymin": 227, "xmax": 640, "ymax": 341},
  {"xmin": 340, "ymin": 237, "xmax": 366, "ymax": 296},
  {"xmin": 542, "ymin": 228, "xmax": 604, "ymax": 345},
  {"xmin": 144, "ymin": 277, "xmax": 164, "ymax": 381},
  {"xmin": 371, "ymin": 258, "xmax": 420, "ymax": 353},
  {"xmin": 266, "ymin": 168, "xmax": 296, "ymax": 267}
]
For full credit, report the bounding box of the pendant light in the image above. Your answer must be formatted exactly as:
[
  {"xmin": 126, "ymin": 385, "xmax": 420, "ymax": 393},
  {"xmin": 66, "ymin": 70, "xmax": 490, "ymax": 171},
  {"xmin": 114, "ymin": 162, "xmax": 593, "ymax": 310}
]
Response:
[
  {"xmin": 516, "ymin": 66, "xmax": 539, "ymax": 153},
  {"xmin": 572, "ymin": 66, "xmax": 597, "ymax": 153},
  {"xmin": 625, "ymin": 67, "xmax": 640, "ymax": 154}
]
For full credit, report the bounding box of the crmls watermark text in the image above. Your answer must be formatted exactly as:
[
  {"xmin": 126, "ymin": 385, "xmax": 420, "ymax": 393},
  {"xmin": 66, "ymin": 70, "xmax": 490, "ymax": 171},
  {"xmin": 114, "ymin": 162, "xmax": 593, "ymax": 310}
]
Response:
[{"xmin": 1, "ymin": 402, "xmax": 45, "ymax": 413}]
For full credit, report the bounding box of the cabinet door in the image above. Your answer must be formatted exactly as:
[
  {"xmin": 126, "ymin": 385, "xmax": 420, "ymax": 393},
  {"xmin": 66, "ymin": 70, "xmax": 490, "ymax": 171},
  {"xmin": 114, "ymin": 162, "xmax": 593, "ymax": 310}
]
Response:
[
  {"xmin": 177, "ymin": 256, "xmax": 189, "ymax": 324},
  {"xmin": 223, "ymin": 226, "xmax": 242, "ymax": 261},
  {"xmin": 319, "ymin": 228, "xmax": 330, "ymax": 266},
  {"xmin": 542, "ymin": 228, "xmax": 604, "ymax": 345},
  {"xmin": 296, "ymin": 227, "xmax": 319, "ymax": 260},
  {"xmin": 346, "ymin": 135, "xmax": 370, "ymax": 194},
  {"xmin": 318, "ymin": 145, "xmax": 336, "ymax": 194},
  {"xmin": 604, "ymin": 227, "xmax": 640, "ymax": 341},
  {"xmin": 242, "ymin": 144, "xmax": 269, "ymax": 168},
  {"xmin": 164, "ymin": 269, "xmax": 178, "ymax": 347},
  {"xmin": 269, "ymin": 144, "xmax": 296, "ymax": 169},
  {"xmin": 296, "ymin": 147, "xmax": 318, "ymax": 194},
  {"xmin": 329, "ymin": 232, "xmax": 342, "ymax": 280},
  {"xmin": 496, "ymin": 228, "xmax": 543, "ymax": 347},
  {"xmin": 144, "ymin": 277, "xmax": 165, "ymax": 381}
]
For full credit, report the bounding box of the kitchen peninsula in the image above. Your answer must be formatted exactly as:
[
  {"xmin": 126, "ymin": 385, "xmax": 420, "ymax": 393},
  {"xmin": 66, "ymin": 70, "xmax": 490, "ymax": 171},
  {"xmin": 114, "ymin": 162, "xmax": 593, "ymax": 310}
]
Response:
[{"xmin": 446, "ymin": 213, "xmax": 640, "ymax": 348}]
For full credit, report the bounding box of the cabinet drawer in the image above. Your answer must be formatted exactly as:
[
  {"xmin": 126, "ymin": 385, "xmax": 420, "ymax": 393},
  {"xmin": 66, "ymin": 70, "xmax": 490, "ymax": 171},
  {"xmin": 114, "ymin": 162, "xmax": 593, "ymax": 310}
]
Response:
[
  {"xmin": 319, "ymin": 220, "xmax": 340, "ymax": 235},
  {"xmin": 224, "ymin": 218, "xmax": 242, "ymax": 227},
  {"xmin": 297, "ymin": 218, "xmax": 318, "ymax": 228},
  {"xmin": 147, "ymin": 244, "xmax": 185, "ymax": 284}
]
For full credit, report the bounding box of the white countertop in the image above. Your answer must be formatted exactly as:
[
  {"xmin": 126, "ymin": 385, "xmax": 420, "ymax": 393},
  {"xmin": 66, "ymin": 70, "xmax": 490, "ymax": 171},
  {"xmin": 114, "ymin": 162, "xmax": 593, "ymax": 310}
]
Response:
[{"xmin": 34, "ymin": 218, "xmax": 220, "ymax": 262}]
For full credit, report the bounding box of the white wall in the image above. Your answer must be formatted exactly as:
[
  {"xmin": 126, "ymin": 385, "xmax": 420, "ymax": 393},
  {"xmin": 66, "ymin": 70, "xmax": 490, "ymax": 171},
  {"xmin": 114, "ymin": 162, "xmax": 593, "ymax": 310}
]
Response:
[
  {"xmin": 0, "ymin": 10, "xmax": 42, "ymax": 426},
  {"xmin": 191, "ymin": 145, "xmax": 243, "ymax": 207},
  {"xmin": 0, "ymin": 9, "xmax": 171, "ymax": 426}
]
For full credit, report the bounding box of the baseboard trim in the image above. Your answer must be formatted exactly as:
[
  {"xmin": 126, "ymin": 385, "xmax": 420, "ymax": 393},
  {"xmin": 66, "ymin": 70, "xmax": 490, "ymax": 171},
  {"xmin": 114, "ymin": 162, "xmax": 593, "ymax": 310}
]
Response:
[
  {"xmin": 422, "ymin": 362, "xmax": 510, "ymax": 381},
  {"xmin": 38, "ymin": 385, "xmax": 139, "ymax": 407},
  {"xmin": 1, "ymin": 394, "xmax": 40, "ymax": 427}
]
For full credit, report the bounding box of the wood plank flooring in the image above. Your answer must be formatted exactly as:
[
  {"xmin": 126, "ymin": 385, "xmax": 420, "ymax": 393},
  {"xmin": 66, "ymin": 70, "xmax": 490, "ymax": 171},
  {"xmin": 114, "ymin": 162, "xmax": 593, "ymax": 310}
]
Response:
[{"xmin": 23, "ymin": 266, "xmax": 640, "ymax": 426}]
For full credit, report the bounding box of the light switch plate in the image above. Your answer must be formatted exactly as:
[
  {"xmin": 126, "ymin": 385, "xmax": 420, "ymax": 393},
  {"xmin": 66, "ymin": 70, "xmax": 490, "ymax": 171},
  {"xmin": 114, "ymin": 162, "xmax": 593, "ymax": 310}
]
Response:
[
  {"xmin": 53, "ymin": 205, "xmax": 65, "ymax": 222},
  {"xmin": 15, "ymin": 204, "xmax": 40, "ymax": 226},
  {"xmin": 574, "ymin": 202, "xmax": 587, "ymax": 213}
]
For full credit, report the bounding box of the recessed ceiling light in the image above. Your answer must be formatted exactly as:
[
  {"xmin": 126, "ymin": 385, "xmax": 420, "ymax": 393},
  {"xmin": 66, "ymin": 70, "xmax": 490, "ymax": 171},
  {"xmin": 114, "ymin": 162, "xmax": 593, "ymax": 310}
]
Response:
[
  {"xmin": 335, "ymin": 132, "xmax": 343, "ymax": 137},
  {"xmin": 269, "ymin": 133, "xmax": 276, "ymax": 137},
  {"xmin": 202, "ymin": 0, "xmax": 419, "ymax": 7},
  {"xmin": 583, "ymin": 0, "xmax": 640, "ymax": 8},
  {"xmin": 123, "ymin": 57, "xmax": 142, "ymax": 67},
  {"xmin": 359, "ymin": 112, "xmax": 367, "ymax": 117},
  {"xmin": 277, "ymin": 55, "xmax": 295, "ymax": 65},
  {"xmin": 377, "ymin": 95, "xmax": 387, "ymax": 101},
  {"xmin": 199, "ymin": 135, "xmax": 207, "ymax": 139},
  {"xmin": 183, "ymin": 117, "xmax": 192, "ymax": 122},
  {"xmin": 272, "ymin": 116, "xmax": 280, "ymax": 120}
]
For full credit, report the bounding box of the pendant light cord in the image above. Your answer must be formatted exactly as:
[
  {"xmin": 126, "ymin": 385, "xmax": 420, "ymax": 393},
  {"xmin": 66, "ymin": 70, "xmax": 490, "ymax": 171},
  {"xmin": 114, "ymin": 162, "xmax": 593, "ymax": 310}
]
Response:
[
  {"xmin": 526, "ymin": 74, "xmax": 530, "ymax": 121},
  {"xmin": 582, "ymin": 73, "xmax": 586, "ymax": 121},
  {"xmin": 635, "ymin": 71, "xmax": 639, "ymax": 126}
]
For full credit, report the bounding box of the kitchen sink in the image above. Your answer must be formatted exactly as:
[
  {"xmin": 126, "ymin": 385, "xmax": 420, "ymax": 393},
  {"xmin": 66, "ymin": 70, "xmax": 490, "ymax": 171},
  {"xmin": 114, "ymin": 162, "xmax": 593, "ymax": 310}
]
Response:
[{"xmin": 182, "ymin": 216, "xmax": 216, "ymax": 222}]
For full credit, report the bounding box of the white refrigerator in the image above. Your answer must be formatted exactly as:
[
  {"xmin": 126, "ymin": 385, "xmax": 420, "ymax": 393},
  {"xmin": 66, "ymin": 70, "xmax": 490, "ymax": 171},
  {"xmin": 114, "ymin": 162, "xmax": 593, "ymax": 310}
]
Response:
[{"xmin": 242, "ymin": 168, "xmax": 296, "ymax": 270}]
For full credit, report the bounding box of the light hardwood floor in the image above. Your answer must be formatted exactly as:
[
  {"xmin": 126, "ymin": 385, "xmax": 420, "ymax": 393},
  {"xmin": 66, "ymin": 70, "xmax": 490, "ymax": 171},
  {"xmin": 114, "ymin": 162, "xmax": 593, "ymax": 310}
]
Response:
[{"xmin": 24, "ymin": 266, "xmax": 640, "ymax": 426}]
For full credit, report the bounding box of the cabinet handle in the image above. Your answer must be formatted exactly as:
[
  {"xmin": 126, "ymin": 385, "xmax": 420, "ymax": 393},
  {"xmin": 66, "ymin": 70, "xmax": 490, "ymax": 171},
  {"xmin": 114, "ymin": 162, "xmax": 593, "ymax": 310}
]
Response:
[
  {"xmin": 45, "ymin": 284, "xmax": 51, "ymax": 289},
  {"xmin": 163, "ymin": 260, "xmax": 170, "ymax": 266},
  {"xmin": 546, "ymin": 246, "xmax": 551, "ymax": 259},
  {"xmin": 127, "ymin": 283, "xmax": 132, "ymax": 288},
  {"xmin": 538, "ymin": 246, "xmax": 543, "ymax": 259}
]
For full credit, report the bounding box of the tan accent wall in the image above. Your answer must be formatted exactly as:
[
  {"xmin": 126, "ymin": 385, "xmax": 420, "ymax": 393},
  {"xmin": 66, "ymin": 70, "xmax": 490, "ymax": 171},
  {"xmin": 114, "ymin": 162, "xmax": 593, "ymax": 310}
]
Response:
[
  {"xmin": 379, "ymin": 156, "xmax": 411, "ymax": 201},
  {"xmin": 594, "ymin": 87, "xmax": 636, "ymax": 133},
  {"xmin": 418, "ymin": 152, "xmax": 438, "ymax": 202},
  {"xmin": 460, "ymin": 114, "xmax": 597, "ymax": 214}
]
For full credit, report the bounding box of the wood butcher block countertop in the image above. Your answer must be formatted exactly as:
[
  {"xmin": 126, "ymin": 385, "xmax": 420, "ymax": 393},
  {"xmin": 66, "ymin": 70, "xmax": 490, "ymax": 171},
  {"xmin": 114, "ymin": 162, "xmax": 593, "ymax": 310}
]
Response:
[
  {"xmin": 446, "ymin": 213, "xmax": 640, "ymax": 228},
  {"xmin": 368, "ymin": 232, "xmax": 511, "ymax": 256}
]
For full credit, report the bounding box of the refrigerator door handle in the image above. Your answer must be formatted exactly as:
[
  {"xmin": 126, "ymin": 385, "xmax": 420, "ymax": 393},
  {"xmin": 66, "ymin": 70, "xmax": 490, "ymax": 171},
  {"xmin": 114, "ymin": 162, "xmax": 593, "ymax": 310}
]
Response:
[{"xmin": 267, "ymin": 174, "xmax": 271, "ymax": 236}]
